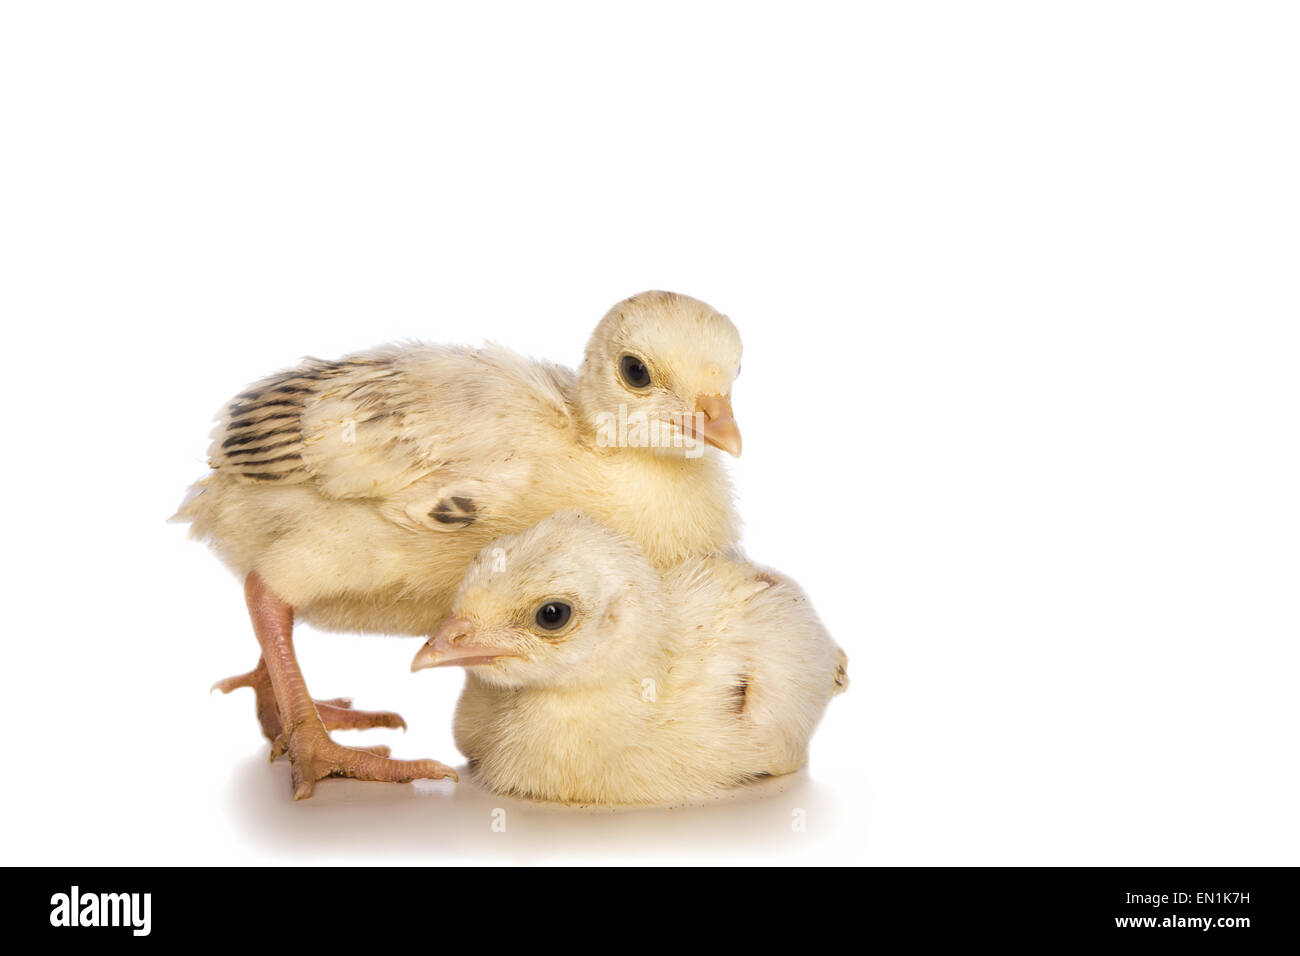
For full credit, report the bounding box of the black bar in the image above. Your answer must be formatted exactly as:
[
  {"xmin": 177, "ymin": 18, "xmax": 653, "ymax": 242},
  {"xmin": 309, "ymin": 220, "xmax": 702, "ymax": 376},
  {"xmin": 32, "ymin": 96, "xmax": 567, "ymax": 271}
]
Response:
[{"xmin": 11, "ymin": 867, "xmax": 1293, "ymax": 943}]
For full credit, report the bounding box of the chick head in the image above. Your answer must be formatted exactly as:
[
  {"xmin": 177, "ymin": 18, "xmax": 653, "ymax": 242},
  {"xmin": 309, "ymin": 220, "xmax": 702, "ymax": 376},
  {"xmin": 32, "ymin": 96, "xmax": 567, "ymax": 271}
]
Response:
[
  {"xmin": 575, "ymin": 291, "xmax": 743, "ymax": 458},
  {"xmin": 411, "ymin": 512, "xmax": 664, "ymax": 689}
]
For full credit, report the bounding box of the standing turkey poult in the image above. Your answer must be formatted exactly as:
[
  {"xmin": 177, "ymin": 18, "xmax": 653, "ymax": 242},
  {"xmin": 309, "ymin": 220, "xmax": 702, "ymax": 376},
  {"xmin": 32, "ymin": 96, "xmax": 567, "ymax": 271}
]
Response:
[
  {"xmin": 411, "ymin": 512, "xmax": 848, "ymax": 805},
  {"xmin": 176, "ymin": 291, "xmax": 744, "ymax": 798}
]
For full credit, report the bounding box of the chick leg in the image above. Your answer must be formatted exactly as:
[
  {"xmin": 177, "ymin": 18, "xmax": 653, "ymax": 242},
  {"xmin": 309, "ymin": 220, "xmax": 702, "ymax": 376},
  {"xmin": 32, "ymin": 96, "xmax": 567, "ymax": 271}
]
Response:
[
  {"xmin": 213, "ymin": 659, "xmax": 407, "ymax": 757},
  {"xmin": 243, "ymin": 571, "xmax": 457, "ymax": 799}
]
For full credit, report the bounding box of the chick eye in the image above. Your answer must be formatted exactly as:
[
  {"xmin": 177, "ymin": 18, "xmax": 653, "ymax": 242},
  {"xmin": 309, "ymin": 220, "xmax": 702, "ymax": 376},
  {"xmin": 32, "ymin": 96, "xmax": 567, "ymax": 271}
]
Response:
[
  {"xmin": 619, "ymin": 354, "xmax": 652, "ymax": 389},
  {"xmin": 535, "ymin": 601, "xmax": 572, "ymax": 631}
]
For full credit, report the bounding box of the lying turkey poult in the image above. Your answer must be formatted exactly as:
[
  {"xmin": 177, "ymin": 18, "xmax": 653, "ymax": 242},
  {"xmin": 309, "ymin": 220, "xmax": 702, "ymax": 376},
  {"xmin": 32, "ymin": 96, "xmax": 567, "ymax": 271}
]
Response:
[
  {"xmin": 412, "ymin": 512, "xmax": 848, "ymax": 805},
  {"xmin": 175, "ymin": 291, "xmax": 744, "ymax": 798}
]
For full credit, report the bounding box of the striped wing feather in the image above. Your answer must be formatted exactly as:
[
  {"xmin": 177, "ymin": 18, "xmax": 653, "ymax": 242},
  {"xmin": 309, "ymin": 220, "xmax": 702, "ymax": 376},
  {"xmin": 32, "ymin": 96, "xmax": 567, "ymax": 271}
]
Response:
[{"xmin": 207, "ymin": 356, "xmax": 436, "ymax": 499}]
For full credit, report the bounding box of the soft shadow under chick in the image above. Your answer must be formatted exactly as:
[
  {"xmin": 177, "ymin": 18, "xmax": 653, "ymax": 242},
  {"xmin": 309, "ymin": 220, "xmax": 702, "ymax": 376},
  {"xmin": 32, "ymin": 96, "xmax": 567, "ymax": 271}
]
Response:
[{"xmin": 411, "ymin": 512, "xmax": 848, "ymax": 806}]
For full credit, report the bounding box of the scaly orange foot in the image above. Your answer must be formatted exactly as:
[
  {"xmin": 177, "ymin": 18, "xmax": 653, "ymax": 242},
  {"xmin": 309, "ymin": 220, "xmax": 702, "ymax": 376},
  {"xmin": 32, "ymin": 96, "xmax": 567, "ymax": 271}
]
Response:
[
  {"xmin": 213, "ymin": 658, "xmax": 407, "ymax": 761},
  {"xmin": 282, "ymin": 722, "xmax": 457, "ymax": 800}
]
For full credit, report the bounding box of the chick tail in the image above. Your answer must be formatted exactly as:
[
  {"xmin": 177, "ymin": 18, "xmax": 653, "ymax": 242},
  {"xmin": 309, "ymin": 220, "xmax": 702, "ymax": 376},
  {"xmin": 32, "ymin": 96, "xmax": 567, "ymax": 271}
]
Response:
[
  {"xmin": 831, "ymin": 648, "xmax": 849, "ymax": 696},
  {"xmin": 169, "ymin": 474, "xmax": 212, "ymax": 525}
]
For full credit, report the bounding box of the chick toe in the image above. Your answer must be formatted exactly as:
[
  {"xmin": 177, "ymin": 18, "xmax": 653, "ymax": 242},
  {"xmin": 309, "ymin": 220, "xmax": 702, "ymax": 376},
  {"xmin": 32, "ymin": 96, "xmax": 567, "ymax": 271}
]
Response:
[
  {"xmin": 284, "ymin": 729, "xmax": 457, "ymax": 800},
  {"xmin": 315, "ymin": 701, "xmax": 407, "ymax": 733},
  {"xmin": 211, "ymin": 658, "xmax": 282, "ymax": 743}
]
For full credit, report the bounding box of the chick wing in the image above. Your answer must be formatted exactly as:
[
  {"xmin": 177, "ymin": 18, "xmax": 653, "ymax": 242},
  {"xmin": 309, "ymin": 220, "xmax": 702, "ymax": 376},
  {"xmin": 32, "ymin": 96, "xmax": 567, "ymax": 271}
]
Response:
[{"xmin": 207, "ymin": 345, "xmax": 575, "ymax": 520}]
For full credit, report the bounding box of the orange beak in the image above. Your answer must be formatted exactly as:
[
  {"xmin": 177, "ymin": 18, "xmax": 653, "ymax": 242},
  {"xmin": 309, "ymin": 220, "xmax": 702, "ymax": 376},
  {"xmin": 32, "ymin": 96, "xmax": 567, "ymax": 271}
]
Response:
[
  {"xmin": 692, "ymin": 394, "xmax": 742, "ymax": 457},
  {"xmin": 410, "ymin": 617, "xmax": 521, "ymax": 672}
]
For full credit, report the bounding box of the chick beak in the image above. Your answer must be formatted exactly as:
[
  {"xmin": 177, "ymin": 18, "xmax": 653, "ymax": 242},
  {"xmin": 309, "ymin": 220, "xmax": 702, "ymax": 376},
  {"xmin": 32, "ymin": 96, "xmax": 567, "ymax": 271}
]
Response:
[
  {"xmin": 693, "ymin": 394, "xmax": 743, "ymax": 458},
  {"xmin": 411, "ymin": 617, "xmax": 518, "ymax": 672}
]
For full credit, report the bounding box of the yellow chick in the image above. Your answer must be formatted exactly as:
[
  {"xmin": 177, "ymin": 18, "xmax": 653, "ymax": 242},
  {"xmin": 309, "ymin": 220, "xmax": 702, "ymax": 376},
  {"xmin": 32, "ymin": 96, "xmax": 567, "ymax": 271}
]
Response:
[
  {"xmin": 176, "ymin": 291, "xmax": 744, "ymax": 797},
  {"xmin": 412, "ymin": 512, "xmax": 848, "ymax": 806}
]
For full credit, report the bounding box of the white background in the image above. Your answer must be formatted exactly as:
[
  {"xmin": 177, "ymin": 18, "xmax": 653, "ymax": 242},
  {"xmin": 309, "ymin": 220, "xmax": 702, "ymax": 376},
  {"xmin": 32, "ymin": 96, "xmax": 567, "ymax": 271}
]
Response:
[{"xmin": 2, "ymin": 2, "xmax": 1296, "ymax": 865}]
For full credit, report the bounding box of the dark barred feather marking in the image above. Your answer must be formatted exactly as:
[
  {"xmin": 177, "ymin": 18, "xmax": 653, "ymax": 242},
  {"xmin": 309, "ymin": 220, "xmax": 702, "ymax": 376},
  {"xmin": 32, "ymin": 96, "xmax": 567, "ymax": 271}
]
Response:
[
  {"xmin": 234, "ymin": 453, "xmax": 302, "ymax": 467},
  {"xmin": 228, "ymin": 399, "xmax": 299, "ymax": 415},
  {"xmin": 222, "ymin": 425, "xmax": 298, "ymax": 448},
  {"xmin": 224, "ymin": 416, "xmax": 297, "ymax": 433},
  {"xmin": 832, "ymin": 655, "xmax": 849, "ymax": 694},
  {"xmin": 730, "ymin": 675, "xmax": 751, "ymax": 714},
  {"xmin": 236, "ymin": 384, "xmax": 312, "ymax": 399},
  {"xmin": 224, "ymin": 436, "xmax": 301, "ymax": 457},
  {"xmin": 430, "ymin": 496, "xmax": 477, "ymax": 527}
]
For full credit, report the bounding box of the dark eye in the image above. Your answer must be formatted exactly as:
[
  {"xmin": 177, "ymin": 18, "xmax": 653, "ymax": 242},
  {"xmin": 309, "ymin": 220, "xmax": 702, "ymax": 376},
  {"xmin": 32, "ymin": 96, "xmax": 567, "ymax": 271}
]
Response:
[
  {"xmin": 619, "ymin": 354, "xmax": 652, "ymax": 389},
  {"xmin": 535, "ymin": 601, "xmax": 572, "ymax": 631}
]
